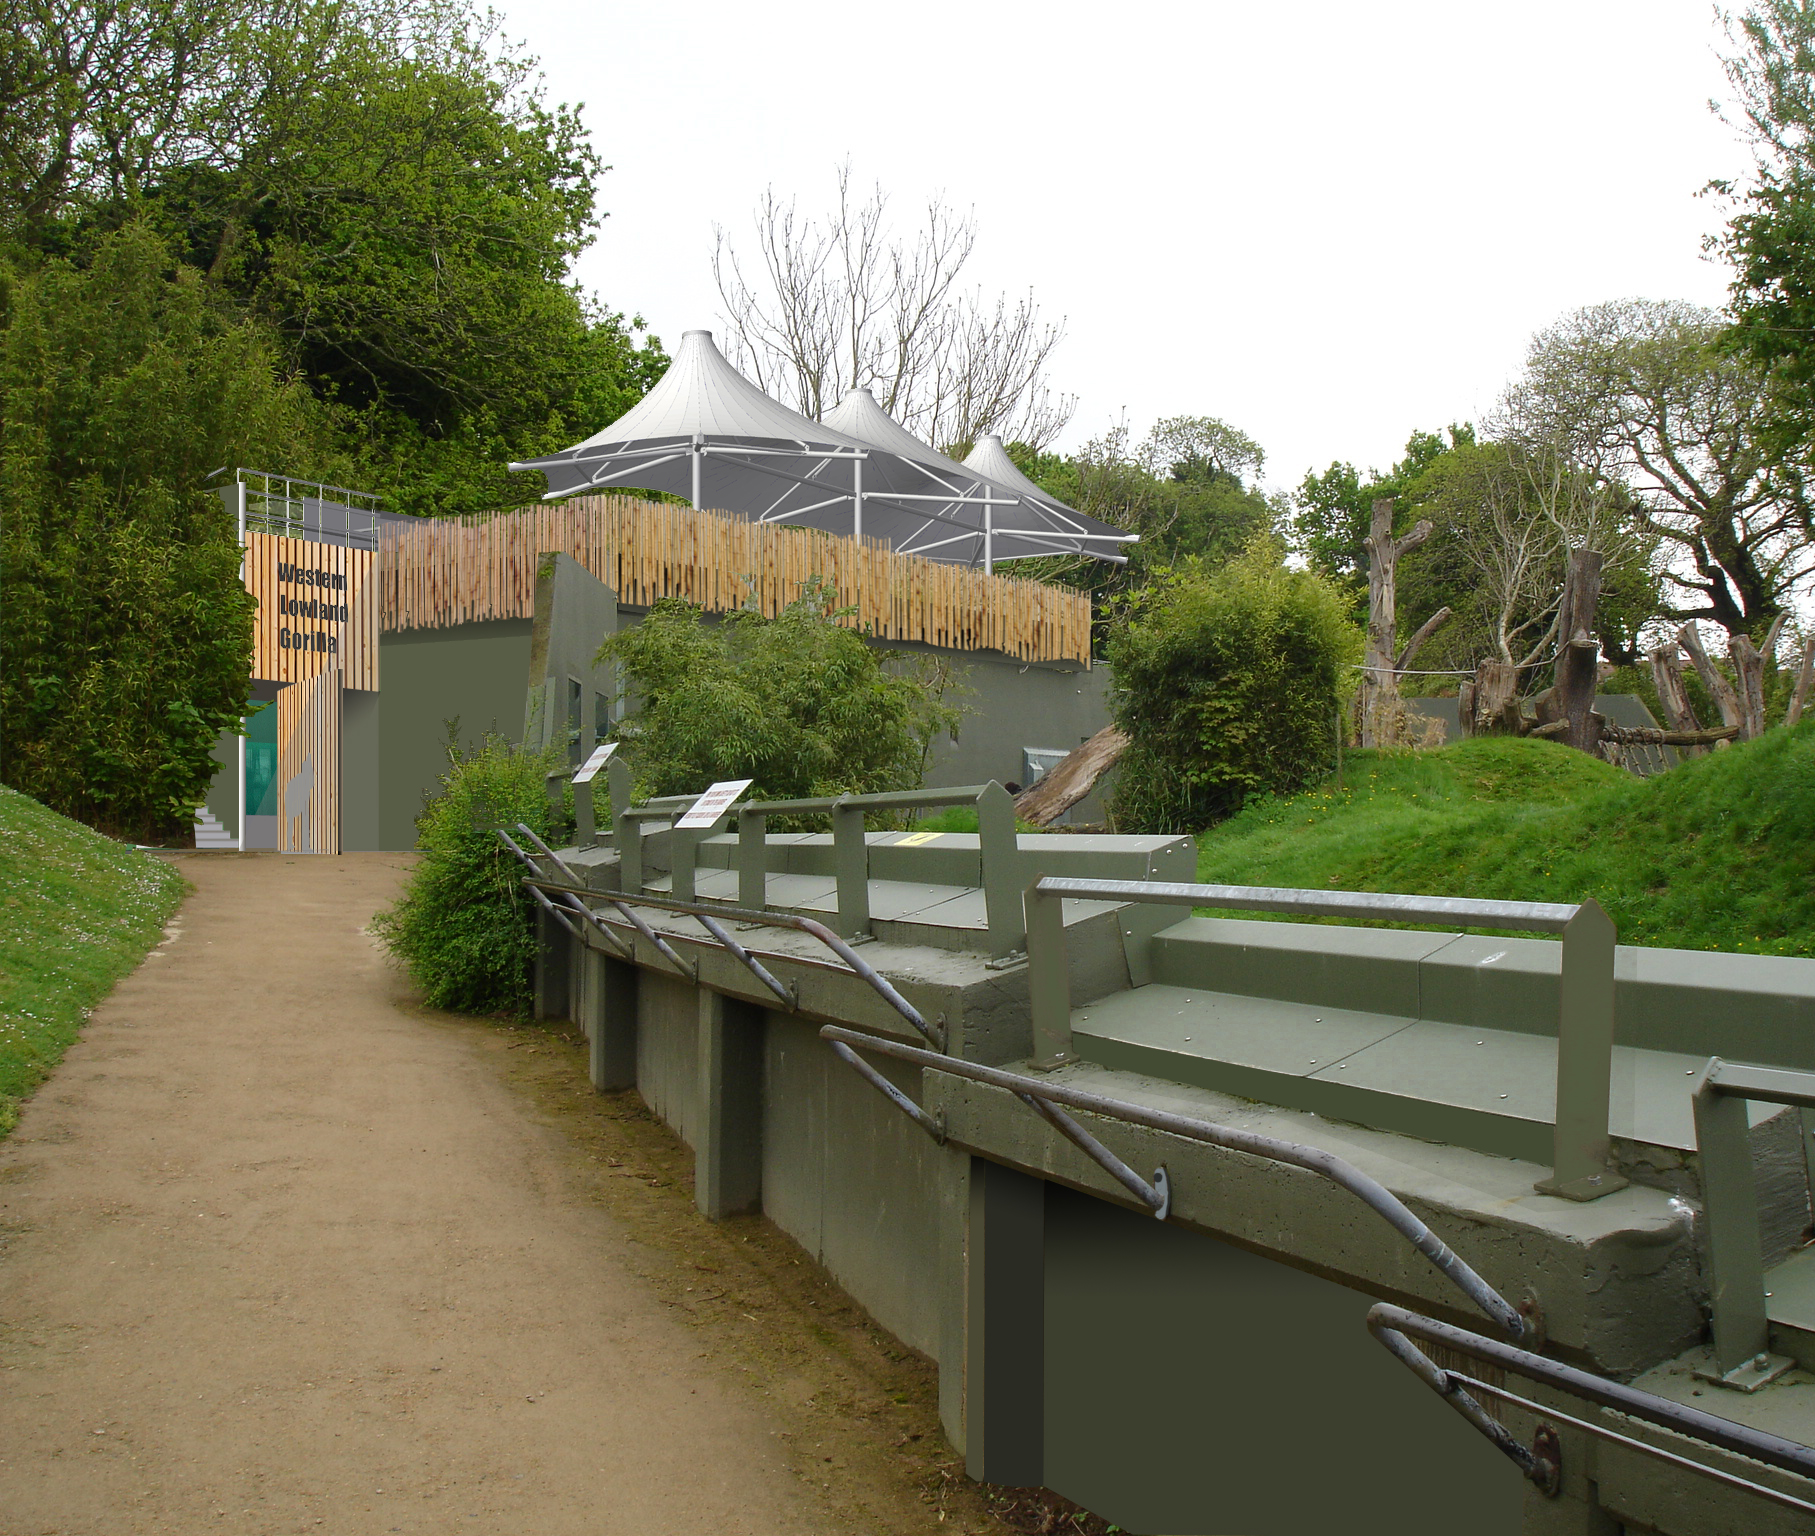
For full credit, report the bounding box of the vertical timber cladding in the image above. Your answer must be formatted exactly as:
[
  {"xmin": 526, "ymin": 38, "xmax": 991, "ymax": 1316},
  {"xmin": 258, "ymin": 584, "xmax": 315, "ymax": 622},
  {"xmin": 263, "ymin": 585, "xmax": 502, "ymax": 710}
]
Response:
[
  {"xmin": 276, "ymin": 670, "xmax": 342, "ymax": 853},
  {"xmin": 244, "ymin": 531, "xmax": 379, "ymax": 689}
]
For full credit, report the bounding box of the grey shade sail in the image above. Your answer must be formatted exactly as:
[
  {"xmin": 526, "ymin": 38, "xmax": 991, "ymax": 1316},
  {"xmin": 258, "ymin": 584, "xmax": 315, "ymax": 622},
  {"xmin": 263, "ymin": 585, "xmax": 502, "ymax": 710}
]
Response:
[{"xmin": 509, "ymin": 331, "xmax": 1134, "ymax": 569}]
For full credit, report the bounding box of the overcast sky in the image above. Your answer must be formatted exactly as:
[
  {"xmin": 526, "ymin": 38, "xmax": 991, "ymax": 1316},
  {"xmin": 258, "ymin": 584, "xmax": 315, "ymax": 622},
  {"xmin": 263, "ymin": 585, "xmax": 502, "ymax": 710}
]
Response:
[{"xmin": 502, "ymin": 0, "xmax": 1753, "ymax": 494}]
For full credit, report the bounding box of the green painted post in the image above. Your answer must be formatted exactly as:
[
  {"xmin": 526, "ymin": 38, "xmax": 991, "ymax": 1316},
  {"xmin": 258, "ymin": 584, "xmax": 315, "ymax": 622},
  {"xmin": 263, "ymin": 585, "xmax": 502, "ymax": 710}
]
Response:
[
  {"xmin": 976, "ymin": 782, "xmax": 1024, "ymax": 960},
  {"xmin": 695, "ymin": 989, "xmax": 764, "ymax": 1219},
  {"xmin": 615, "ymin": 809, "xmax": 642, "ymax": 895},
  {"xmin": 1025, "ymin": 880, "xmax": 1073, "ymax": 1068},
  {"xmin": 606, "ymin": 760, "xmax": 635, "ymax": 892},
  {"xmin": 671, "ymin": 826, "xmax": 699, "ymax": 902},
  {"xmin": 574, "ymin": 779, "xmax": 595, "ymax": 847},
  {"xmin": 588, "ymin": 952, "xmax": 638, "ymax": 1092},
  {"xmin": 1692, "ymin": 1064, "xmax": 1771, "ymax": 1377},
  {"xmin": 737, "ymin": 811, "xmax": 767, "ymax": 909},
  {"xmin": 831, "ymin": 801, "xmax": 871, "ymax": 939},
  {"xmin": 1536, "ymin": 899, "xmax": 1628, "ymax": 1201}
]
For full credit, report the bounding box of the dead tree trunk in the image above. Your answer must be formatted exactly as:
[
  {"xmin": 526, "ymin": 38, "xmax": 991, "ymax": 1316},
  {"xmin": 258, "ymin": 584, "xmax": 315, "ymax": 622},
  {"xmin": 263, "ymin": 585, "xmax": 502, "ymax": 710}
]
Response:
[
  {"xmin": 1728, "ymin": 615, "xmax": 1784, "ymax": 741},
  {"xmin": 1647, "ymin": 645, "xmax": 1707, "ymax": 759},
  {"xmin": 1786, "ymin": 636, "xmax": 1815, "ymax": 728},
  {"xmin": 1012, "ymin": 726, "xmax": 1128, "ymax": 828},
  {"xmin": 1678, "ymin": 624, "xmax": 1744, "ymax": 734},
  {"xmin": 1460, "ymin": 660, "xmax": 1523, "ymax": 737},
  {"xmin": 1356, "ymin": 498, "xmax": 1433, "ymax": 747},
  {"xmin": 1531, "ymin": 550, "xmax": 1605, "ymax": 754}
]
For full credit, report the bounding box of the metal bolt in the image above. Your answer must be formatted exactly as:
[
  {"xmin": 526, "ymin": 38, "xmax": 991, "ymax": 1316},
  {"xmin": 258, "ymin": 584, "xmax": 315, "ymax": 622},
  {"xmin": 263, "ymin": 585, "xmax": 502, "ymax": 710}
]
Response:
[{"xmin": 1755, "ymin": 1353, "xmax": 1770, "ymax": 1369}]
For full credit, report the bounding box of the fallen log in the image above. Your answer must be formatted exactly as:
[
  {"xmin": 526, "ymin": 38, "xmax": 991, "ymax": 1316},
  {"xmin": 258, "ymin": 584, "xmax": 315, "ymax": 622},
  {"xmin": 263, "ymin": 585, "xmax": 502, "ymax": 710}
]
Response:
[{"xmin": 1013, "ymin": 725, "xmax": 1129, "ymax": 828}]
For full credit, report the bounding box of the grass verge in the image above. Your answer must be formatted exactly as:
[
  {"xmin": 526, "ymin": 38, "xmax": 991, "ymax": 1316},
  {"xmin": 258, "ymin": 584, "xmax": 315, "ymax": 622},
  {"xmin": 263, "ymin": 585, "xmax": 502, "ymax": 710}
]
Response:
[
  {"xmin": 0, "ymin": 785, "xmax": 186, "ymax": 1136},
  {"xmin": 1196, "ymin": 729, "xmax": 1815, "ymax": 955}
]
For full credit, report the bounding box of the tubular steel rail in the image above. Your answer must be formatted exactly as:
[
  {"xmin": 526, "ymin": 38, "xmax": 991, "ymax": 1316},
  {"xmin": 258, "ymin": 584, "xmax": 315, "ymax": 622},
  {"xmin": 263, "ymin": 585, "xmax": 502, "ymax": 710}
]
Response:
[
  {"xmin": 503, "ymin": 841, "xmax": 944, "ymax": 1050},
  {"xmin": 1023, "ymin": 876, "xmax": 1624, "ymax": 1202},
  {"xmin": 604, "ymin": 780, "xmax": 1024, "ymax": 957},
  {"xmin": 1369, "ymin": 1303, "xmax": 1815, "ymax": 1517},
  {"xmin": 1692, "ymin": 1057, "xmax": 1815, "ymax": 1389},
  {"xmin": 820, "ymin": 1024, "xmax": 1527, "ymax": 1341}
]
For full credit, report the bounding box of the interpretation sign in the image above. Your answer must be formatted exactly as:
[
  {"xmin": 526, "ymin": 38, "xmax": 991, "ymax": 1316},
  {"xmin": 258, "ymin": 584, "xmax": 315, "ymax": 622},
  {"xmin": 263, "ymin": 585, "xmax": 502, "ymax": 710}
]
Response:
[
  {"xmin": 572, "ymin": 742, "xmax": 618, "ymax": 784},
  {"xmin": 676, "ymin": 778, "xmax": 753, "ymax": 829}
]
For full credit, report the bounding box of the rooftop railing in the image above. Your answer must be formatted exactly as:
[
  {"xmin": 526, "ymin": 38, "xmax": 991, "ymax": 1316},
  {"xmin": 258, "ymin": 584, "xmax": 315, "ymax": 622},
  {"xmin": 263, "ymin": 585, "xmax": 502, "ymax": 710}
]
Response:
[{"xmin": 1023, "ymin": 878, "xmax": 1623, "ymax": 1202}]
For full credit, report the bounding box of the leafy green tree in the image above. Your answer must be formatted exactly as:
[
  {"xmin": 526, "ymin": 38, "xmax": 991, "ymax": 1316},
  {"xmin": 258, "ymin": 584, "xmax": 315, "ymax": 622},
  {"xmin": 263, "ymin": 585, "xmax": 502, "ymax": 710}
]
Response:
[
  {"xmin": 1106, "ymin": 539, "xmax": 1361, "ymax": 833},
  {"xmin": 1499, "ymin": 299, "xmax": 1807, "ymax": 635},
  {"xmin": 1291, "ymin": 425, "xmax": 1474, "ymax": 601},
  {"xmin": 1712, "ymin": 1, "xmax": 1815, "ymax": 460},
  {"xmin": 0, "ymin": 222, "xmax": 334, "ymax": 838},
  {"xmin": 1008, "ymin": 415, "xmax": 1281, "ymax": 614},
  {"xmin": 598, "ymin": 582, "xmax": 967, "ymax": 801},
  {"xmin": 4, "ymin": 0, "xmax": 666, "ymax": 515}
]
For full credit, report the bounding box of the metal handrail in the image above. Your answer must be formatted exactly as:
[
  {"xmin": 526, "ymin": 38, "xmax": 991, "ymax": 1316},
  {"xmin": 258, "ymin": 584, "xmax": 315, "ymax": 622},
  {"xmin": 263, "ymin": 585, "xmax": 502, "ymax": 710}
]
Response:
[
  {"xmin": 727, "ymin": 782, "xmax": 1023, "ymax": 957},
  {"xmin": 1023, "ymin": 876, "xmax": 1624, "ymax": 1202},
  {"xmin": 519, "ymin": 875, "xmax": 942, "ymax": 1049},
  {"xmin": 1692, "ymin": 1056, "xmax": 1815, "ymax": 1388},
  {"xmin": 821, "ymin": 1024, "xmax": 1527, "ymax": 1341},
  {"xmin": 1370, "ymin": 1303, "xmax": 1815, "ymax": 1515},
  {"xmin": 604, "ymin": 779, "xmax": 1023, "ymax": 955}
]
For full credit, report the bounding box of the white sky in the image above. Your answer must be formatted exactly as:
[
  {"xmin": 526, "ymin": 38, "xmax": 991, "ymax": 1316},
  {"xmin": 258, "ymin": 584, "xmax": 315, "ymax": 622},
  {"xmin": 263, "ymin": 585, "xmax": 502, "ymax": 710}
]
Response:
[{"xmin": 501, "ymin": 0, "xmax": 1753, "ymax": 494}]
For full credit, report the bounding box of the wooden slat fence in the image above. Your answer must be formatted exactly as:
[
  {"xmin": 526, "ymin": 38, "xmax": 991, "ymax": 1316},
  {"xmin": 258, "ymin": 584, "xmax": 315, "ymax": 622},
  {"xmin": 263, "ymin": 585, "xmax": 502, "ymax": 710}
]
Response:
[{"xmin": 380, "ymin": 496, "xmax": 1093, "ymax": 665}]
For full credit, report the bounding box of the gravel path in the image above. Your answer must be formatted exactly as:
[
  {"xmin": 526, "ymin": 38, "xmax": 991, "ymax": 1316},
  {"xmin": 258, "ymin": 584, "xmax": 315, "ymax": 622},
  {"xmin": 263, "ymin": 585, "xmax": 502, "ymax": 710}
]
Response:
[{"xmin": 0, "ymin": 852, "xmax": 845, "ymax": 1536}]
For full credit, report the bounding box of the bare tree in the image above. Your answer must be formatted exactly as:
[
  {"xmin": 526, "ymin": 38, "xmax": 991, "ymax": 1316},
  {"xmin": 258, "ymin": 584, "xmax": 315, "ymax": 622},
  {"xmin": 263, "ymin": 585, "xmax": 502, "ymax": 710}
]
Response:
[
  {"xmin": 712, "ymin": 164, "xmax": 1074, "ymax": 452},
  {"xmin": 1495, "ymin": 298, "xmax": 1812, "ymax": 634}
]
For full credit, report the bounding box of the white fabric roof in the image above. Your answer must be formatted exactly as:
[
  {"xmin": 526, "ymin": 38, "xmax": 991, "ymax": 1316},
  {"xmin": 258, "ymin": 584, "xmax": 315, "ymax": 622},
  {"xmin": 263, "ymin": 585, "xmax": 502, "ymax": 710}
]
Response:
[{"xmin": 511, "ymin": 332, "xmax": 1133, "ymax": 567}]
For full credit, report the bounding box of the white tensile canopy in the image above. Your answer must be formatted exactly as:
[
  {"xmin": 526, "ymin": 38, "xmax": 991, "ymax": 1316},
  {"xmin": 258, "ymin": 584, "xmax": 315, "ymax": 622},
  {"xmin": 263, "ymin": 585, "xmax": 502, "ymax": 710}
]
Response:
[{"xmin": 509, "ymin": 329, "xmax": 1134, "ymax": 571}]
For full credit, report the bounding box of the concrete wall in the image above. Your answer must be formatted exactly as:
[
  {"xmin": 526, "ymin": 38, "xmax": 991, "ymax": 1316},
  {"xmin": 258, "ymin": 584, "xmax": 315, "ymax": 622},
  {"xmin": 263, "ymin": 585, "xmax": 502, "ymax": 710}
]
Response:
[
  {"xmin": 1042, "ymin": 1184, "xmax": 1521, "ymax": 1535},
  {"xmin": 377, "ymin": 618, "xmax": 534, "ymax": 850}
]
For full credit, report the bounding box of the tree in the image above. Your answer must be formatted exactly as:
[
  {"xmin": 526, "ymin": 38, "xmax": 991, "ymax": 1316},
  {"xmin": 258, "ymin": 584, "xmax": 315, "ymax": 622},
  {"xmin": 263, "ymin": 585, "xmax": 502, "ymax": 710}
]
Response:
[
  {"xmin": 1106, "ymin": 539, "xmax": 1361, "ymax": 833},
  {"xmin": 1008, "ymin": 415, "xmax": 1281, "ymax": 611},
  {"xmin": 597, "ymin": 582, "xmax": 966, "ymax": 802},
  {"xmin": 1396, "ymin": 439, "xmax": 1660, "ymax": 672},
  {"xmin": 1711, "ymin": 1, "xmax": 1815, "ymax": 459},
  {"xmin": 1497, "ymin": 299, "xmax": 1810, "ymax": 634},
  {"xmin": 3, "ymin": 0, "xmax": 667, "ymax": 516},
  {"xmin": 712, "ymin": 164, "xmax": 1072, "ymax": 453},
  {"xmin": 0, "ymin": 222, "xmax": 333, "ymax": 838}
]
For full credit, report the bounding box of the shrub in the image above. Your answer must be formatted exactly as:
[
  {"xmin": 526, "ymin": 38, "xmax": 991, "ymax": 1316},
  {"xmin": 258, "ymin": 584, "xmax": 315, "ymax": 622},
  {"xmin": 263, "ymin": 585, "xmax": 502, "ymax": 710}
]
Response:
[
  {"xmin": 372, "ymin": 733, "xmax": 570, "ymax": 1015},
  {"xmin": 1107, "ymin": 539, "xmax": 1361, "ymax": 833},
  {"xmin": 597, "ymin": 579, "xmax": 966, "ymax": 800}
]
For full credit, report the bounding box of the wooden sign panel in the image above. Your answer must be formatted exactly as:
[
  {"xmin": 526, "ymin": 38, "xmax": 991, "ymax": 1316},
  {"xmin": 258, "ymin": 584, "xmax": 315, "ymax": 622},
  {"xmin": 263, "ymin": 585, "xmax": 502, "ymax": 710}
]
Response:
[
  {"xmin": 277, "ymin": 669, "xmax": 341, "ymax": 854},
  {"xmin": 245, "ymin": 531, "xmax": 378, "ymax": 689}
]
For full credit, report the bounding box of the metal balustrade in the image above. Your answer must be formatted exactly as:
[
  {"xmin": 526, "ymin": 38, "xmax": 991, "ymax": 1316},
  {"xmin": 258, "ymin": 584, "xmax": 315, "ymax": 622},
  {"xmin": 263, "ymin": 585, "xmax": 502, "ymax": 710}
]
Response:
[
  {"xmin": 821, "ymin": 1024, "xmax": 1529, "ymax": 1340},
  {"xmin": 1022, "ymin": 877, "xmax": 1624, "ymax": 1202},
  {"xmin": 1692, "ymin": 1057, "xmax": 1815, "ymax": 1390},
  {"xmin": 598, "ymin": 779, "xmax": 1024, "ymax": 958},
  {"xmin": 1370, "ymin": 1302, "xmax": 1815, "ymax": 1516}
]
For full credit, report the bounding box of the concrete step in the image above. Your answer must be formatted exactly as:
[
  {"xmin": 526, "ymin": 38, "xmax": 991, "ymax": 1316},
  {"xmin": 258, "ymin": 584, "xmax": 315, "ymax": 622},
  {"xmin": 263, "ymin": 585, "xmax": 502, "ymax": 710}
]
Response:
[
  {"xmin": 1072, "ymin": 981, "xmax": 1751, "ymax": 1166},
  {"xmin": 193, "ymin": 806, "xmax": 237, "ymax": 850}
]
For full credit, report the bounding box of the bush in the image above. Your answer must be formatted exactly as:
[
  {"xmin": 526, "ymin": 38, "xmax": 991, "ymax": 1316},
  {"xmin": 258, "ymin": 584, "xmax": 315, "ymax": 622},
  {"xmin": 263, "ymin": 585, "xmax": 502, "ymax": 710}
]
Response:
[
  {"xmin": 372, "ymin": 734, "xmax": 570, "ymax": 1015},
  {"xmin": 598, "ymin": 579, "xmax": 966, "ymax": 800},
  {"xmin": 1107, "ymin": 540, "xmax": 1361, "ymax": 833}
]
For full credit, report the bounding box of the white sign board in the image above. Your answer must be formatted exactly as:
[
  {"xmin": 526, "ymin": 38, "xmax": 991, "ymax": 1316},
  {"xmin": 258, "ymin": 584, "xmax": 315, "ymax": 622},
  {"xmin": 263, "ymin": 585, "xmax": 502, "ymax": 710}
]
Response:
[
  {"xmin": 571, "ymin": 741, "xmax": 618, "ymax": 784},
  {"xmin": 676, "ymin": 778, "xmax": 753, "ymax": 829}
]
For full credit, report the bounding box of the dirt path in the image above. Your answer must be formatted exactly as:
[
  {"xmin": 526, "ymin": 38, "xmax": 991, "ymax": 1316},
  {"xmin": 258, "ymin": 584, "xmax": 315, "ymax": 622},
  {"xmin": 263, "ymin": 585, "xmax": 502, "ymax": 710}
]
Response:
[{"xmin": 0, "ymin": 852, "xmax": 872, "ymax": 1536}]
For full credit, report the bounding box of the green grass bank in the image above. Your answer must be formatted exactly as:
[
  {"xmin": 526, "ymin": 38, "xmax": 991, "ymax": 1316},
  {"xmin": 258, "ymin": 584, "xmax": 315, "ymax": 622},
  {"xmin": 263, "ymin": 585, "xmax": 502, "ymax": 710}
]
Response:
[
  {"xmin": 0, "ymin": 786, "xmax": 186, "ymax": 1136},
  {"xmin": 1195, "ymin": 728, "xmax": 1815, "ymax": 957}
]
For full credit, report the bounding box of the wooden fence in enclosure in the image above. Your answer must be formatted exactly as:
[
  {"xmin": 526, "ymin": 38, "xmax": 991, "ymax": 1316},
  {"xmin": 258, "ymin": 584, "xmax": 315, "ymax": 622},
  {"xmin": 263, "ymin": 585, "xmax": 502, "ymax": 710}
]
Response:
[{"xmin": 379, "ymin": 495, "xmax": 1094, "ymax": 665}]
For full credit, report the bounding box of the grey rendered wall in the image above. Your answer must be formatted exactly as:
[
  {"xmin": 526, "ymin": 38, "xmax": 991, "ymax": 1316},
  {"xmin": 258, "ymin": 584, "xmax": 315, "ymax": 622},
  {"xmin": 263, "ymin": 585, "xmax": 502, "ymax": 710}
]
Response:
[
  {"xmin": 868, "ymin": 638, "xmax": 1113, "ymax": 805},
  {"xmin": 635, "ymin": 971, "xmax": 702, "ymax": 1149},
  {"xmin": 377, "ymin": 619, "xmax": 533, "ymax": 849},
  {"xmin": 763, "ymin": 1012, "xmax": 957, "ymax": 1363},
  {"xmin": 523, "ymin": 553, "xmax": 620, "ymax": 760},
  {"xmin": 1042, "ymin": 1184, "xmax": 1523, "ymax": 1535},
  {"xmin": 201, "ymin": 728, "xmax": 240, "ymax": 841},
  {"xmin": 341, "ymin": 689, "xmax": 381, "ymax": 851}
]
